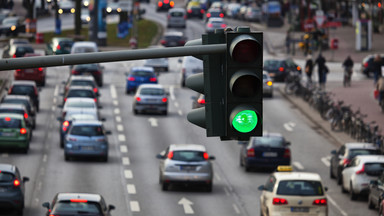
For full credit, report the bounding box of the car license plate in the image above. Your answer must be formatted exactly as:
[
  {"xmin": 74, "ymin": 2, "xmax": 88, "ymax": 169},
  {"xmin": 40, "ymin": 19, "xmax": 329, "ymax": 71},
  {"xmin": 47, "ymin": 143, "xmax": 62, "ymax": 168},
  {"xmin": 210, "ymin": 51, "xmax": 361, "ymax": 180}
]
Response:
[
  {"xmin": 81, "ymin": 146, "xmax": 93, "ymax": 150},
  {"xmin": 25, "ymin": 69, "xmax": 34, "ymax": 73},
  {"xmin": 181, "ymin": 166, "xmax": 195, "ymax": 171},
  {"xmin": 170, "ymin": 42, "xmax": 177, "ymax": 46},
  {"xmin": 0, "ymin": 132, "xmax": 15, "ymax": 136},
  {"xmin": 263, "ymin": 152, "xmax": 277, "ymax": 157},
  {"xmin": 0, "ymin": 187, "xmax": 7, "ymax": 192},
  {"xmin": 291, "ymin": 207, "xmax": 309, "ymax": 212}
]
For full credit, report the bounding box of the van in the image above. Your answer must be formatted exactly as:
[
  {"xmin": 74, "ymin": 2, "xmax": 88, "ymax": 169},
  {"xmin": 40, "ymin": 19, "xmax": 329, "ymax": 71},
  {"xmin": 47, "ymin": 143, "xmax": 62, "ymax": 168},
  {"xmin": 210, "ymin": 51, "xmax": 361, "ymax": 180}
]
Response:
[
  {"xmin": 70, "ymin": 41, "xmax": 98, "ymax": 54},
  {"xmin": 167, "ymin": 8, "xmax": 187, "ymax": 28}
]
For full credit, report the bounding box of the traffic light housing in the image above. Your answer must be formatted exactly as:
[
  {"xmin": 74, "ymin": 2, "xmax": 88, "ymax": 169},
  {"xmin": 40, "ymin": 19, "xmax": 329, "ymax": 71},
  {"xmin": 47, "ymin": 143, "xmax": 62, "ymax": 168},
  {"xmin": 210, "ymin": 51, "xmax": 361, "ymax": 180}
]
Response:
[{"xmin": 225, "ymin": 28, "xmax": 263, "ymax": 140}]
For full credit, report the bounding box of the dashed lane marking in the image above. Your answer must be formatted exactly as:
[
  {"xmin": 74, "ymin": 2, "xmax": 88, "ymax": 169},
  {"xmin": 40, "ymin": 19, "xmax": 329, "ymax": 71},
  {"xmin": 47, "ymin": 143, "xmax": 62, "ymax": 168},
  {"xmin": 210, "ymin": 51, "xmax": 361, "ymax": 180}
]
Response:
[
  {"xmin": 110, "ymin": 85, "xmax": 117, "ymax": 99},
  {"xmin": 233, "ymin": 204, "xmax": 241, "ymax": 214},
  {"xmin": 178, "ymin": 110, "xmax": 183, "ymax": 116},
  {"xmin": 117, "ymin": 124, "xmax": 124, "ymax": 131},
  {"xmin": 122, "ymin": 157, "xmax": 130, "ymax": 165},
  {"xmin": 113, "ymin": 100, "xmax": 118, "ymax": 106},
  {"xmin": 130, "ymin": 201, "xmax": 140, "ymax": 212},
  {"xmin": 118, "ymin": 134, "xmax": 126, "ymax": 142},
  {"xmin": 327, "ymin": 195, "xmax": 348, "ymax": 216},
  {"xmin": 114, "ymin": 108, "xmax": 120, "ymax": 115},
  {"xmin": 321, "ymin": 156, "xmax": 331, "ymax": 167},
  {"xmin": 54, "ymin": 85, "xmax": 59, "ymax": 97},
  {"xmin": 127, "ymin": 184, "xmax": 137, "ymax": 194},
  {"xmin": 115, "ymin": 116, "xmax": 122, "ymax": 122},
  {"xmin": 170, "ymin": 86, "xmax": 175, "ymax": 100},
  {"xmin": 120, "ymin": 145, "xmax": 128, "ymax": 153},
  {"xmin": 174, "ymin": 102, "xmax": 179, "ymax": 107},
  {"xmin": 124, "ymin": 170, "xmax": 133, "ymax": 179}
]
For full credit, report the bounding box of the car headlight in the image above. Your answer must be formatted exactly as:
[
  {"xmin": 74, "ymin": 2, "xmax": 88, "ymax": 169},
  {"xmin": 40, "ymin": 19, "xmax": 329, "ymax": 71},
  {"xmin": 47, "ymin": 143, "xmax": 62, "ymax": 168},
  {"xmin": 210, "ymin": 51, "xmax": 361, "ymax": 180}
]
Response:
[{"xmin": 66, "ymin": 143, "xmax": 73, "ymax": 149}]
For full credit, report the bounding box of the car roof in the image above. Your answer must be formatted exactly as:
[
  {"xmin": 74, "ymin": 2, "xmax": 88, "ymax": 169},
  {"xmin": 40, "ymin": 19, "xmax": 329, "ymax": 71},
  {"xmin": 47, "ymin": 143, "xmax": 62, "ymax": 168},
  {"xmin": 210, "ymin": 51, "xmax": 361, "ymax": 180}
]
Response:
[
  {"xmin": 164, "ymin": 31, "xmax": 183, "ymax": 37},
  {"xmin": 352, "ymin": 155, "xmax": 384, "ymax": 161},
  {"xmin": 9, "ymin": 38, "xmax": 29, "ymax": 44},
  {"xmin": 138, "ymin": 84, "xmax": 164, "ymax": 90},
  {"xmin": 72, "ymin": 41, "xmax": 97, "ymax": 47},
  {"xmin": 0, "ymin": 103, "xmax": 26, "ymax": 110},
  {"xmin": 131, "ymin": 66, "xmax": 154, "ymax": 72},
  {"xmin": 169, "ymin": 144, "xmax": 207, "ymax": 152},
  {"xmin": 0, "ymin": 163, "xmax": 16, "ymax": 173},
  {"xmin": 169, "ymin": 7, "xmax": 186, "ymax": 12},
  {"xmin": 208, "ymin": 17, "xmax": 224, "ymax": 22},
  {"xmin": 68, "ymin": 85, "xmax": 94, "ymax": 90},
  {"xmin": 71, "ymin": 120, "xmax": 103, "ymax": 126},
  {"xmin": 344, "ymin": 142, "xmax": 378, "ymax": 149},
  {"xmin": 273, "ymin": 171, "xmax": 322, "ymax": 181},
  {"xmin": 3, "ymin": 95, "xmax": 31, "ymax": 100},
  {"xmin": 0, "ymin": 113, "xmax": 24, "ymax": 119},
  {"xmin": 56, "ymin": 193, "xmax": 102, "ymax": 202},
  {"xmin": 69, "ymin": 75, "xmax": 95, "ymax": 81},
  {"xmin": 11, "ymin": 80, "xmax": 37, "ymax": 86},
  {"xmin": 65, "ymin": 97, "xmax": 96, "ymax": 102}
]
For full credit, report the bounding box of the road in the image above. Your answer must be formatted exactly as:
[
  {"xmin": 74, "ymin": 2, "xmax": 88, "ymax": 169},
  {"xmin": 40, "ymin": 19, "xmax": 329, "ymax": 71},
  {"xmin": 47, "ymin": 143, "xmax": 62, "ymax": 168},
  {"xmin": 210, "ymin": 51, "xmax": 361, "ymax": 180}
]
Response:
[{"xmin": 0, "ymin": 2, "xmax": 380, "ymax": 216}]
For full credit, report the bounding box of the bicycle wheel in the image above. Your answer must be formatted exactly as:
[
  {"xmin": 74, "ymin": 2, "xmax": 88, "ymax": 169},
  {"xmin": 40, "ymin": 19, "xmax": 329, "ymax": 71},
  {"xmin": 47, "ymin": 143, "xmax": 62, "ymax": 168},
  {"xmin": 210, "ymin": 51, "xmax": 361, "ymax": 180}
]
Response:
[{"xmin": 284, "ymin": 83, "xmax": 296, "ymax": 95}]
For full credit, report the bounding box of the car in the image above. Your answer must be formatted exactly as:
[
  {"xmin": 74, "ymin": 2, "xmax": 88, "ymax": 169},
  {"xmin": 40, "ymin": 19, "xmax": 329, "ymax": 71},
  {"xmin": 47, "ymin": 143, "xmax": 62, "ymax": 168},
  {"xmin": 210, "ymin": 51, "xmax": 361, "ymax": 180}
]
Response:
[
  {"xmin": 81, "ymin": 8, "xmax": 91, "ymax": 24},
  {"xmin": 71, "ymin": 63, "xmax": 103, "ymax": 87},
  {"xmin": 341, "ymin": 155, "xmax": 384, "ymax": 200},
  {"xmin": 330, "ymin": 142, "xmax": 380, "ymax": 185},
  {"xmin": 132, "ymin": 84, "xmax": 168, "ymax": 115},
  {"xmin": 2, "ymin": 38, "xmax": 30, "ymax": 58},
  {"xmin": 368, "ymin": 172, "xmax": 384, "ymax": 210},
  {"xmin": 0, "ymin": 113, "xmax": 31, "ymax": 153},
  {"xmin": 160, "ymin": 31, "xmax": 187, "ymax": 47},
  {"xmin": 144, "ymin": 58, "xmax": 169, "ymax": 72},
  {"xmin": 244, "ymin": 6, "xmax": 262, "ymax": 22},
  {"xmin": 205, "ymin": 17, "xmax": 227, "ymax": 33},
  {"xmin": 0, "ymin": 16, "xmax": 26, "ymax": 37},
  {"xmin": 3, "ymin": 43, "xmax": 34, "ymax": 59},
  {"xmin": 360, "ymin": 54, "xmax": 384, "ymax": 77},
  {"xmin": 64, "ymin": 120, "xmax": 110, "ymax": 161},
  {"xmin": 186, "ymin": 5, "xmax": 204, "ymax": 19},
  {"xmin": 61, "ymin": 97, "xmax": 99, "ymax": 120},
  {"xmin": 70, "ymin": 41, "xmax": 98, "ymax": 54},
  {"xmin": 14, "ymin": 53, "xmax": 46, "ymax": 86},
  {"xmin": 0, "ymin": 103, "xmax": 35, "ymax": 130},
  {"xmin": 156, "ymin": 144, "xmax": 215, "ymax": 191},
  {"xmin": 156, "ymin": 0, "xmax": 174, "ymax": 11},
  {"xmin": 204, "ymin": 8, "xmax": 224, "ymax": 22},
  {"xmin": 63, "ymin": 75, "xmax": 99, "ymax": 97},
  {"xmin": 58, "ymin": 0, "xmax": 75, "ymax": 14},
  {"xmin": 125, "ymin": 66, "xmax": 158, "ymax": 94},
  {"xmin": 0, "ymin": 163, "xmax": 29, "ymax": 215},
  {"xmin": 106, "ymin": 2, "xmax": 121, "ymax": 14},
  {"xmin": 62, "ymin": 86, "xmax": 99, "ymax": 106},
  {"xmin": 42, "ymin": 193, "xmax": 115, "ymax": 216},
  {"xmin": 258, "ymin": 166, "xmax": 328, "ymax": 216},
  {"xmin": 239, "ymin": 132, "xmax": 290, "ymax": 172},
  {"xmin": 167, "ymin": 8, "xmax": 187, "ymax": 28},
  {"xmin": 191, "ymin": 93, "xmax": 205, "ymax": 109},
  {"xmin": 263, "ymin": 58, "xmax": 302, "ymax": 82},
  {"xmin": 58, "ymin": 108, "xmax": 100, "ymax": 148},
  {"xmin": 263, "ymin": 71, "xmax": 273, "ymax": 97},
  {"xmin": 7, "ymin": 80, "xmax": 40, "ymax": 112},
  {"xmin": 180, "ymin": 56, "xmax": 203, "ymax": 87},
  {"xmin": 45, "ymin": 37, "xmax": 74, "ymax": 55},
  {"xmin": 2, "ymin": 95, "xmax": 36, "ymax": 121}
]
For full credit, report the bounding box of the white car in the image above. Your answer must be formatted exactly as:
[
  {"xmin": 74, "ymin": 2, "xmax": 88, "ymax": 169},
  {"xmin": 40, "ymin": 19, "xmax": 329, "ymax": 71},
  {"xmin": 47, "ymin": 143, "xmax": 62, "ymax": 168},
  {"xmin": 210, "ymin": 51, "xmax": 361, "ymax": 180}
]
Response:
[
  {"xmin": 70, "ymin": 41, "xmax": 98, "ymax": 54},
  {"xmin": 259, "ymin": 166, "xmax": 328, "ymax": 216},
  {"xmin": 144, "ymin": 58, "xmax": 169, "ymax": 72},
  {"xmin": 341, "ymin": 155, "xmax": 384, "ymax": 200},
  {"xmin": 180, "ymin": 56, "xmax": 203, "ymax": 87},
  {"xmin": 61, "ymin": 97, "xmax": 99, "ymax": 120}
]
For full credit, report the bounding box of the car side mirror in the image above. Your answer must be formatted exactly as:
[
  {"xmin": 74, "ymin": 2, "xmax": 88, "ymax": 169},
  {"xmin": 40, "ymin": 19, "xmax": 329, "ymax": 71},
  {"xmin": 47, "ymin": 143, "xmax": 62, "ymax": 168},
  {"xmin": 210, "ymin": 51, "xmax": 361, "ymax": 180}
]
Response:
[
  {"xmin": 156, "ymin": 154, "xmax": 165, "ymax": 159},
  {"xmin": 140, "ymin": 8, "xmax": 146, "ymax": 14},
  {"xmin": 108, "ymin": 204, "xmax": 115, "ymax": 211},
  {"xmin": 209, "ymin": 156, "xmax": 215, "ymax": 160},
  {"xmin": 100, "ymin": 117, "xmax": 106, "ymax": 121},
  {"xmin": 98, "ymin": 105, "xmax": 103, "ymax": 109},
  {"xmin": 330, "ymin": 150, "xmax": 337, "ymax": 155},
  {"xmin": 191, "ymin": 96, "xmax": 197, "ymax": 100},
  {"xmin": 324, "ymin": 187, "xmax": 328, "ymax": 192},
  {"xmin": 285, "ymin": 141, "xmax": 291, "ymax": 146},
  {"xmin": 42, "ymin": 202, "xmax": 50, "ymax": 209},
  {"xmin": 105, "ymin": 130, "xmax": 112, "ymax": 135},
  {"xmin": 258, "ymin": 185, "xmax": 265, "ymax": 191},
  {"xmin": 23, "ymin": 177, "xmax": 29, "ymax": 182}
]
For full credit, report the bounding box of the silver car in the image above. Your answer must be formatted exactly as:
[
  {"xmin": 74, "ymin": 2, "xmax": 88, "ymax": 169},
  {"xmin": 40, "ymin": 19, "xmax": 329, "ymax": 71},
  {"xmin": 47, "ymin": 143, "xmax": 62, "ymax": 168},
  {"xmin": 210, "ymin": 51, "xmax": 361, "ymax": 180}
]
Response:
[
  {"xmin": 180, "ymin": 56, "xmax": 203, "ymax": 87},
  {"xmin": 132, "ymin": 84, "xmax": 168, "ymax": 115},
  {"xmin": 205, "ymin": 17, "xmax": 227, "ymax": 33},
  {"xmin": 156, "ymin": 144, "xmax": 215, "ymax": 192},
  {"xmin": 167, "ymin": 8, "xmax": 187, "ymax": 28},
  {"xmin": 263, "ymin": 71, "xmax": 273, "ymax": 98},
  {"xmin": 144, "ymin": 58, "xmax": 169, "ymax": 72}
]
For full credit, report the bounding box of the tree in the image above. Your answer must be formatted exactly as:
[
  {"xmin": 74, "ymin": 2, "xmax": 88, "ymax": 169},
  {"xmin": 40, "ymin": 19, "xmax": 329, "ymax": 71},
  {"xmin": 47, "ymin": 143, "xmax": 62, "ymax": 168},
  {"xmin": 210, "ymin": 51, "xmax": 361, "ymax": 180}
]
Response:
[{"xmin": 22, "ymin": 0, "xmax": 35, "ymax": 19}]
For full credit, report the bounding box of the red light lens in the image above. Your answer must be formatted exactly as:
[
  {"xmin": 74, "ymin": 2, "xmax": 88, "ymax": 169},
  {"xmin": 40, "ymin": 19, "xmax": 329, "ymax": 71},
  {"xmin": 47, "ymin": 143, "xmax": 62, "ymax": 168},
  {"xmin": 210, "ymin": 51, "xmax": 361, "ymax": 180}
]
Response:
[
  {"xmin": 63, "ymin": 121, "xmax": 69, "ymax": 127},
  {"xmin": 13, "ymin": 179, "xmax": 20, "ymax": 186},
  {"xmin": 279, "ymin": 67, "xmax": 284, "ymax": 72},
  {"xmin": 273, "ymin": 198, "xmax": 288, "ymax": 205},
  {"xmin": 221, "ymin": 24, "xmax": 227, "ymax": 28},
  {"xmin": 247, "ymin": 148, "xmax": 255, "ymax": 157},
  {"xmin": 313, "ymin": 198, "xmax": 327, "ymax": 205},
  {"xmin": 206, "ymin": 13, "xmax": 211, "ymax": 18},
  {"xmin": 187, "ymin": 9, "xmax": 192, "ymax": 13},
  {"xmin": 197, "ymin": 98, "xmax": 205, "ymax": 104},
  {"xmin": 57, "ymin": 44, "xmax": 61, "ymax": 50},
  {"xmin": 283, "ymin": 149, "xmax": 290, "ymax": 158},
  {"xmin": 207, "ymin": 23, "xmax": 213, "ymax": 27},
  {"xmin": 163, "ymin": 0, "xmax": 169, "ymax": 3},
  {"xmin": 20, "ymin": 128, "xmax": 27, "ymax": 134},
  {"xmin": 24, "ymin": 113, "xmax": 28, "ymax": 119},
  {"xmin": 297, "ymin": 66, "xmax": 301, "ymax": 71},
  {"xmin": 219, "ymin": 13, "xmax": 224, "ymax": 18},
  {"xmin": 200, "ymin": 9, "xmax": 204, "ymax": 14},
  {"xmin": 231, "ymin": 40, "xmax": 261, "ymax": 63},
  {"xmin": 158, "ymin": 1, "xmax": 163, "ymax": 7},
  {"xmin": 38, "ymin": 67, "xmax": 43, "ymax": 72},
  {"xmin": 93, "ymin": 88, "xmax": 98, "ymax": 93},
  {"xmin": 356, "ymin": 164, "xmax": 365, "ymax": 174}
]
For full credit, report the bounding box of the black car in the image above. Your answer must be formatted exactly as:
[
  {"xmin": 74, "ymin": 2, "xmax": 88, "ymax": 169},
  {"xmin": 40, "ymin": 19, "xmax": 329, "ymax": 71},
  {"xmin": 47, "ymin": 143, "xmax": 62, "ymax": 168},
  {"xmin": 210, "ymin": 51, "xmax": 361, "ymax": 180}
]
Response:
[
  {"xmin": 3, "ymin": 44, "xmax": 34, "ymax": 59},
  {"xmin": 361, "ymin": 54, "xmax": 384, "ymax": 77},
  {"xmin": 186, "ymin": 5, "xmax": 204, "ymax": 19},
  {"xmin": 263, "ymin": 58, "xmax": 302, "ymax": 82},
  {"xmin": 0, "ymin": 163, "xmax": 29, "ymax": 215},
  {"xmin": 0, "ymin": 16, "xmax": 26, "ymax": 37},
  {"xmin": 368, "ymin": 172, "xmax": 384, "ymax": 210},
  {"xmin": 330, "ymin": 142, "xmax": 380, "ymax": 185},
  {"xmin": 71, "ymin": 63, "xmax": 104, "ymax": 87},
  {"xmin": 204, "ymin": 8, "xmax": 224, "ymax": 22},
  {"xmin": 160, "ymin": 31, "xmax": 187, "ymax": 47},
  {"xmin": 239, "ymin": 132, "xmax": 291, "ymax": 172},
  {"xmin": 1, "ymin": 95, "xmax": 36, "ymax": 121},
  {"xmin": 156, "ymin": 0, "xmax": 174, "ymax": 11},
  {"xmin": 2, "ymin": 38, "xmax": 30, "ymax": 59},
  {"xmin": 8, "ymin": 80, "xmax": 40, "ymax": 112}
]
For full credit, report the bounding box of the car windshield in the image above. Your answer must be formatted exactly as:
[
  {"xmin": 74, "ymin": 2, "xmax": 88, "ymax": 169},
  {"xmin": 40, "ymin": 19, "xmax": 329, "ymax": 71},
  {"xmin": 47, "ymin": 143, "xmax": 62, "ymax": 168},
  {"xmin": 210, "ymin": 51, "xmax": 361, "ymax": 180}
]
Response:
[
  {"xmin": 132, "ymin": 70, "xmax": 153, "ymax": 76},
  {"xmin": 53, "ymin": 201, "xmax": 102, "ymax": 214},
  {"xmin": 65, "ymin": 101, "xmax": 96, "ymax": 108},
  {"xmin": 10, "ymin": 85, "xmax": 35, "ymax": 96},
  {"xmin": 0, "ymin": 109, "xmax": 24, "ymax": 115},
  {"xmin": 140, "ymin": 88, "xmax": 165, "ymax": 96},
  {"xmin": 277, "ymin": 180, "xmax": 324, "ymax": 196},
  {"xmin": 349, "ymin": 149, "xmax": 380, "ymax": 158},
  {"xmin": 70, "ymin": 125, "xmax": 104, "ymax": 136},
  {"xmin": 0, "ymin": 172, "xmax": 14, "ymax": 182},
  {"xmin": 264, "ymin": 60, "xmax": 283, "ymax": 69},
  {"xmin": 170, "ymin": 11, "xmax": 184, "ymax": 17},
  {"xmin": 67, "ymin": 90, "xmax": 94, "ymax": 98},
  {"xmin": 0, "ymin": 118, "xmax": 21, "ymax": 128},
  {"xmin": 74, "ymin": 64, "xmax": 99, "ymax": 70},
  {"xmin": 364, "ymin": 163, "xmax": 384, "ymax": 176},
  {"xmin": 59, "ymin": 41, "xmax": 74, "ymax": 47},
  {"xmin": 172, "ymin": 151, "xmax": 206, "ymax": 162},
  {"xmin": 252, "ymin": 136, "xmax": 284, "ymax": 147},
  {"xmin": 71, "ymin": 80, "xmax": 96, "ymax": 87},
  {"xmin": 2, "ymin": 100, "xmax": 31, "ymax": 111},
  {"xmin": 66, "ymin": 114, "xmax": 97, "ymax": 121},
  {"xmin": 2, "ymin": 18, "xmax": 17, "ymax": 25},
  {"xmin": 73, "ymin": 47, "xmax": 96, "ymax": 53}
]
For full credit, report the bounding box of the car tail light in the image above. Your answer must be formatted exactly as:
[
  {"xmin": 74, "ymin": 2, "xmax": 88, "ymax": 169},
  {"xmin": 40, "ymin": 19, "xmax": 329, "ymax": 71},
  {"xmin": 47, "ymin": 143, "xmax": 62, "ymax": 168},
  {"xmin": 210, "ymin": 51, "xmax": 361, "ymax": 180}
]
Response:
[
  {"xmin": 94, "ymin": 70, "xmax": 101, "ymax": 75},
  {"xmin": 203, "ymin": 152, "xmax": 209, "ymax": 160},
  {"xmin": 64, "ymin": 98, "xmax": 67, "ymax": 102},
  {"xmin": 158, "ymin": 1, "xmax": 163, "ymax": 7},
  {"xmin": 356, "ymin": 164, "xmax": 365, "ymax": 175},
  {"xmin": 283, "ymin": 149, "xmax": 291, "ymax": 158},
  {"xmin": 20, "ymin": 128, "xmax": 27, "ymax": 134},
  {"xmin": 187, "ymin": 9, "xmax": 192, "ymax": 13},
  {"xmin": 93, "ymin": 88, "xmax": 98, "ymax": 93},
  {"xmin": 38, "ymin": 67, "xmax": 43, "ymax": 72},
  {"xmin": 128, "ymin": 77, "xmax": 135, "ymax": 81},
  {"xmin": 279, "ymin": 67, "xmax": 284, "ymax": 72},
  {"xmin": 267, "ymin": 81, "xmax": 273, "ymax": 86},
  {"xmin": 56, "ymin": 44, "xmax": 61, "ymax": 50},
  {"xmin": 164, "ymin": 0, "xmax": 169, "ymax": 3},
  {"xmin": 247, "ymin": 148, "xmax": 255, "ymax": 157},
  {"xmin": 207, "ymin": 23, "xmax": 213, "ymax": 27},
  {"xmin": 221, "ymin": 24, "xmax": 227, "ymax": 28},
  {"xmin": 13, "ymin": 179, "xmax": 20, "ymax": 187},
  {"xmin": 170, "ymin": 1, "xmax": 174, "ymax": 7},
  {"xmin": 15, "ymin": 69, "xmax": 21, "ymax": 73},
  {"xmin": 136, "ymin": 97, "xmax": 141, "ymax": 102},
  {"xmin": 297, "ymin": 66, "xmax": 301, "ymax": 71},
  {"xmin": 219, "ymin": 13, "xmax": 224, "ymax": 18},
  {"xmin": 178, "ymin": 40, "xmax": 186, "ymax": 45},
  {"xmin": 364, "ymin": 62, "xmax": 368, "ymax": 68},
  {"xmin": 94, "ymin": 98, "xmax": 97, "ymax": 102},
  {"xmin": 273, "ymin": 198, "xmax": 288, "ymax": 205},
  {"xmin": 197, "ymin": 98, "xmax": 205, "ymax": 104},
  {"xmin": 12, "ymin": 54, "xmax": 16, "ymax": 58},
  {"xmin": 206, "ymin": 13, "xmax": 211, "ymax": 18},
  {"xmin": 24, "ymin": 112, "xmax": 28, "ymax": 119},
  {"xmin": 313, "ymin": 198, "xmax": 327, "ymax": 205},
  {"xmin": 70, "ymin": 199, "xmax": 88, "ymax": 203},
  {"xmin": 71, "ymin": 70, "xmax": 79, "ymax": 75},
  {"xmin": 162, "ymin": 98, "xmax": 167, "ymax": 103},
  {"xmin": 5, "ymin": 117, "xmax": 11, "ymax": 121},
  {"xmin": 62, "ymin": 121, "xmax": 69, "ymax": 132},
  {"xmin": 342, "ymin": 158, "xmax": 350, "ymax": 166},
  {"xmin": 160, "ymin": 40, "xmax": 166, "ymax": 45},
  {"xmin": 200, "ymin": 9, "xmax": 204, "ymax": 14},
  {"xmin": 150, "ymin": 77, "xmax": 157, "ymax": 82},
  {"xmin": 167, "ymin": 151, "xmax": 173, "ymax": 159}
]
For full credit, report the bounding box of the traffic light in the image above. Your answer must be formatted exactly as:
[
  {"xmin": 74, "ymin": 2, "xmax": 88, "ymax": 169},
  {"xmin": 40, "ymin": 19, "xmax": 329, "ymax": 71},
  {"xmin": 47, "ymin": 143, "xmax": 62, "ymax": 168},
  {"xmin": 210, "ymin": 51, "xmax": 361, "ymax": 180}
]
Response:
[{"xmin": 225, "ymin": 28, "xmax": 263, "ymax": 140}]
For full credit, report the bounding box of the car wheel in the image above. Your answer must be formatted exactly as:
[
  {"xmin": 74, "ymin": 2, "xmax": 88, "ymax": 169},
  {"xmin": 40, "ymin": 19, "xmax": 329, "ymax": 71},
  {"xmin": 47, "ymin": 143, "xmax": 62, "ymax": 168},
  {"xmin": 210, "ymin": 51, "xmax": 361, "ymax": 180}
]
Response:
[
  {"xmin": 330, "ymin": 166, "xmax": 335, "ymax": 179},
  {"xmin": 64, "ymin": 154, "xmax": 70, "ymax": 161},
  {"xmin": 350, "ymin": 183, "xmax": 358, "ymax": 200},
  {"xmin": 368, "ymin": 195, "xmax": 375, "ymax": 209},
  {"xmin": 162, "ymin": 183, "xmax": 169, "ymax": 191},
  {"xmin": 245, "ymin": 165, "xmax": 251, "ymax": 172},
  {"xmin": 162, "ymin": 110, "xmax": 167, "ymax": 115},
  {"xmin": 337, "ymin": 170, "xmax": 342, "ymax": 185},
  {"xmin": 101, "ymin": 156, "xmax": 108, "ymax": 162},
  {"xmin": 341, "ymin": 178, "xmax": 347, "ymax": 193},
  {"xmin": 206, "ymin": 183, "xmax": 212, "ymax": 192},
  {"xmin": 133, "ymin": 109, "xmax": 138, "ymax": 115}
]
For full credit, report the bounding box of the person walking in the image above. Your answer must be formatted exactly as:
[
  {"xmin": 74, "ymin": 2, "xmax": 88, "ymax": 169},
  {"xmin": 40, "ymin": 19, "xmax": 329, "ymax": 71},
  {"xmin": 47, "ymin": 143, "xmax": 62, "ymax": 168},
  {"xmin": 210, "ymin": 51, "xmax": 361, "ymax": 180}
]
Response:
[
  {"xmin": 315, "ymin": 53, "xmax": 328, "ymax": 90},
  {"xmin": 285, "ymin": 30, "xmax": 291, "ymax": 54},
  {"xmin": 305, "ymin": 54, "xmax": 313, "ymax": 84},
  {"xmin": 373, "ymin": 54, "xmax": 383, "ymax": 84},
  {"xmin": 376, "ymin": 76, "xmax": 384, "ymax": 107},
  {"xmin": 342, "ymin": 55, "xmax": 354, "ymax": 87}
]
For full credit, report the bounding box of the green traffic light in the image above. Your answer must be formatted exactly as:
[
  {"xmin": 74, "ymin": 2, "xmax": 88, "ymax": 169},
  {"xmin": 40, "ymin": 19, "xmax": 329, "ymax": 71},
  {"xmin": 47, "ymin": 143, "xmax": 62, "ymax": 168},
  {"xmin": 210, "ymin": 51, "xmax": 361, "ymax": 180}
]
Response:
[{"xmin": 232, "ymin": 110, "xmax": 258, "ymax": 133}]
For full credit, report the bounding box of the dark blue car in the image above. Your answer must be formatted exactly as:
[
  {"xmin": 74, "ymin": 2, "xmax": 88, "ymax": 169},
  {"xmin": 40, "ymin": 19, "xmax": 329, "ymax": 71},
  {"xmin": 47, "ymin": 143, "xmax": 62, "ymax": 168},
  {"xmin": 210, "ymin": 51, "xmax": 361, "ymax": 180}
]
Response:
[
  {"xmin": 125, "ymin": 66, "xmax": 158, "ymax": 94},
  {"xmin": 239, "ymin": 132, "xmax": 291, "ymax": 172}
]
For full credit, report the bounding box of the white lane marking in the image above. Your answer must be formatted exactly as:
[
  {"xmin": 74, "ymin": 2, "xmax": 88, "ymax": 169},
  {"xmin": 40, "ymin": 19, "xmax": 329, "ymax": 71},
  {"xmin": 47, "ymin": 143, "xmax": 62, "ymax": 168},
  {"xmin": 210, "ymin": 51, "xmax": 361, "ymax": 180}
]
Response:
[
  {"xmin": 124, "ymin": 170, "xmax": 133, "ymax": 179},
  {"xmin": 224, "ymin": 187, "xmax": 230, "ymax": 196},
  {"xmin": 148, "ymin": 118, "xmax": 158, "ymax": 127},
  {"xmin": 178, "ymin": 198, "xmax": 194, "ymax": 214},
  {"xmin": 170, "ymin": 86, "xmax": 175, "ymax": 100},
  {"xmin": 130, "ymin": 201, "xmax": 140, "ymax": 212},
  {"xmin": 174, "ymin": 102, "xmax": 179, "ymax": 107},
  {"xmin": 118, "ymin": 134, "xmax": 126, "ymax": 142},
  {"xmin": 54, "ymin": 85, "xmax": 59, "ymax": 97},
  {"xmin": 110, "ymin": 85, "xmax": 117, "ymax": 99},
  {"xmin": 53, "ymin": 98, "xmax": 57, "ymax": 104},
  {"xmin": 293, "ymin": 161, "xmax": 304, "ymax": 170},
  {"xmin": 1, "ymin": 153, "xmax": 8, "ymax": 157},
  {"xmin": 51, "ymin": 106, "xmax": 56, "ymax": 111},
  {"xmin": 115, "ymin": 116, "xmax": 122, "ymax": 122},
  {"xmin": 322, "ymin": 156, "xmax": 331, "ymax": 167},
  {"xmin": 114, "ymin": 108, "xmax": 120, "ymax": 115},
  {"xmin": 43, "ymin": 154, "xmax": 47, "ymax": 162},
  {"xmin": 327, "ymin": 195, "xmax": 348, "ymax": 216},
  {"xmin": 120, "ymin": 145, "xmax": 128, "ymax": 153},
  {"xmin": 127, "ymin": 184, "xmax": 137, "ymax": 194},
  {"xmin": 215, "ymin": 173, "xmax": 222, "ymax": 181},
  {"xmin": 283, "ymin": 122, "xmax": 296, "ymax": 132},
  {"xmin": 117, "ymin": 124, "xmax": 124, "ymax": 131},
  {"xmin": 113, "ymin": 100, "xmax": 118, "ymax": 106},
  {"xmin": 178, "ymin": 110, "xmax": 183, "ymax": 116},
  {"xmin": 233, "ymin": 204, "xmax": 241, "ymax": 214},
  {"xmin": 122, "ymin": 157, "xmax": 130, "ymax": 165}
]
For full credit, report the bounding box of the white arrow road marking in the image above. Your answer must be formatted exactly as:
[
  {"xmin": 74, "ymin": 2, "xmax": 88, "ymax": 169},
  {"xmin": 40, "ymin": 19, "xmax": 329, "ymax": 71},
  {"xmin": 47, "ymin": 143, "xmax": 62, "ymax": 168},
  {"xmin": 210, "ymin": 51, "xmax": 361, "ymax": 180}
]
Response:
[
  {"xmin": 148, "ymin": 118, "xmax": 158, "ymax": 127},
  {"xmin": 321, "ymin": 156, "xmax": 331, "ymax": 167},
  {"xmin": 178, "ymin": 197, "xmax": 194, "ymax": 214},
  {"xmin": 283, "ymin": 122, "xmax": 296, "ymax": 132}
]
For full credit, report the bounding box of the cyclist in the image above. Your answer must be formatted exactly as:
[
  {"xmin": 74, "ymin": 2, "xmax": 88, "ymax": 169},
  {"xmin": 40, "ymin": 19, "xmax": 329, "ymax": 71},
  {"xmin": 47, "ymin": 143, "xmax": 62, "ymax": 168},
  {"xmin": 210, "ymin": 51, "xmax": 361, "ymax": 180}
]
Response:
[{"xmin": 342, "ymin": 56, "xmax": 354, "ymax": 87}]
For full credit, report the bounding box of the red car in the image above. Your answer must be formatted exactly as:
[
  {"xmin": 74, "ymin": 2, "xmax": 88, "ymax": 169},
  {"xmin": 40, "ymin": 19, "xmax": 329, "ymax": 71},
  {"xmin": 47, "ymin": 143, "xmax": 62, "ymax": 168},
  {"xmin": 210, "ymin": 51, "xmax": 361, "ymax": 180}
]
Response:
[{"xmin": 14, "ymin": 53, "xmax": 46, "ymax": 86}]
